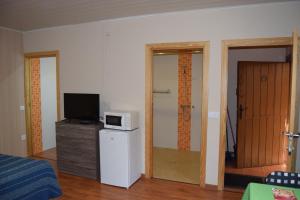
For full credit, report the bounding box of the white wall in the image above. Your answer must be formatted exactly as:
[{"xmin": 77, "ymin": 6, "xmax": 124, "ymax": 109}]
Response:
[
  {"xmin": 191, "ymin": 54, "xmax": 202, "ymax": 152},
  {"xmin": 227, "ymin": 47, "xmax": 287, "ymax": 152},
  {"xmin": 153, "ymin": 55, "xmax": 178, "ymax": 149},
  {"xmin": 40, "ymin": 57, "xmax": 57, "ymax": 151},
  {"xmin": 24, "ymin": 22, "xmax": 106, "ymax": 117},
  {"xmin": 23, "ymin": 1, "xmax": 300, "ymax": 185},
  {"xmin": 0, "ymin": 28, "xmax": 26, "ymax": 157}
]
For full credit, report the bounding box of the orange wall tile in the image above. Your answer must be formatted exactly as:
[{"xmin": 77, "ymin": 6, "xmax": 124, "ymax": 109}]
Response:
[
  {"xmin": 178, "ymin": 53, "xmax": 192, "ymax": 150},
  {"xmin": 31, "ymin": 58, "xmax": 43, "ymax": 154}
]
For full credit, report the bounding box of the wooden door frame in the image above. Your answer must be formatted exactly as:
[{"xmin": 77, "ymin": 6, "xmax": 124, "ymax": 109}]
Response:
[
  {"xmin": 145, "ymin": 41, "xmax": 210, "ymax": 187},
  {"xmin": 218, "ymin": 37, "xmax": 296, "ymax": 190},
  {"xmin": 24, "ymin": 50, "xmax": 61, "ymax": 156}
]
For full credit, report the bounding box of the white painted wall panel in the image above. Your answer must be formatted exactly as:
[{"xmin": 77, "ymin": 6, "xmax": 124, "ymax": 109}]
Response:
[
  {"xmin": 40, "ymin": 57, "xmax": 57, "ymax": 151},
  {"xmin": 153, "ymin": 55, "xmax": 178, "ymax": 149},
  {"xmin": 0, "ymin": 28, "xmax": 25, "ymax": 157},
  {"xmin": 191, "ymin": 54, "xmax": 202, "ymax": 152}
]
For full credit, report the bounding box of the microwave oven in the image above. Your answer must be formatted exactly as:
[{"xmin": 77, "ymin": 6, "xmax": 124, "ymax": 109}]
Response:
[{"xmin": 104, "ymin": 111, "xmax": 139, "ymax": 131}]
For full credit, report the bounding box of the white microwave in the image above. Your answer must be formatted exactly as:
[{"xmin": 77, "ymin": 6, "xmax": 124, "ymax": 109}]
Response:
[{"xmin": 104, "ymin": 111, "xmax": 139, "ymax": 131}]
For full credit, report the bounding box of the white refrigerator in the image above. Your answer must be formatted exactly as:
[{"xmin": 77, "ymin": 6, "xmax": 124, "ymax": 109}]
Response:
[{"xmin": 99, "ymin": 128, "xmax": 141, "ymax": 188}]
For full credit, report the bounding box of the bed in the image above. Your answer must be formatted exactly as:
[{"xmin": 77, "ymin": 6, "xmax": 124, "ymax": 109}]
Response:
[{"xmin": 0, "ymin": 154, "xmax": 62, "ymax": 200}]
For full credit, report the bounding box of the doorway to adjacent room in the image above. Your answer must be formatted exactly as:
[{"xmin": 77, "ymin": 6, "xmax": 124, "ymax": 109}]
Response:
[
  {"xmin": 152, "ymin": 50, "xmax": 203, "ymax": 184},
  {"xmin": 24, "ymin": 51, "xmax": 60, "ymax": 161},
  {"xmin": 145, "ymin": 42, "xmax": 209, "ymax": 187},
  {"xmin": 225, "ymin": 47, "xmax": 291, "ymax": 189},
  {"xmin": 219, "ymin": 33, "xmax": 300, "ymax": 190}
]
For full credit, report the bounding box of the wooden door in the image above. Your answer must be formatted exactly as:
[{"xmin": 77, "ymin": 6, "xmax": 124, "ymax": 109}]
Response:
[{"xmin": 237, "ymin": 61, "xmax": 290, "ymax": 168}]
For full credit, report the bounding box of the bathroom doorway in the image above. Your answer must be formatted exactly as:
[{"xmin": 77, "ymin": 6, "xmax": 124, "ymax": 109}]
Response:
[
  {"xmin": 24, "ymin": 51, "xmax": 60, "ymax": 160},
  {"xmin": 145, "ymin": 42, "xmax": 209, "ymax": 187},
  {"xmin": 152, "ymin": 50, "xmax": 202, "ymax": 184}
]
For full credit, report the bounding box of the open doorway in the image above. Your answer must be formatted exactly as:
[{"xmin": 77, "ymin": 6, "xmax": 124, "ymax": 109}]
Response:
[
  {"xmin": 224, "ymin": 46, "xmax": 292, "ymax": 189},
  {"xmin": 24, "ymin": 51, "xmax": 60, "ymax": 163},
  {"xmin": 219, "ymin": 33, "xmax": 300, "ymax": 190},
  {"xmin": 145, "ymin": 42, "xmax": 209, "ymax": 187},
  {"xmin": 152, "ymin": 50, "xmax": 203, "ymax": 184}
]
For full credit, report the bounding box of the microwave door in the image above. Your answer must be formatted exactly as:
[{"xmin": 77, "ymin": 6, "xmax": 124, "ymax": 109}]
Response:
[{"xmin": 106, "ymin": 115, "xmax": 122, "ymax": 126}]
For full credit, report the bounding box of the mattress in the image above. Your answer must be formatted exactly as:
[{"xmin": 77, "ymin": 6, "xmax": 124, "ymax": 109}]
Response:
[{"xmin": 0, "ymin": 154, "xmax": 62, "ymax": 200}]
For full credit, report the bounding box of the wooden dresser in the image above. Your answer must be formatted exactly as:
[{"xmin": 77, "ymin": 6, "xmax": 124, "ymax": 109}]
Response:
[{"xmin": 56, "ymin": 120, "xmax": 103, "ymax": 180}]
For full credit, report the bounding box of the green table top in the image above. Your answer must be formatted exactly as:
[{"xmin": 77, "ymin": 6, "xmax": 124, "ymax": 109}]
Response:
[{"xmin": 242, "ymin": 183, "xmax": 300, "ymax": 200}]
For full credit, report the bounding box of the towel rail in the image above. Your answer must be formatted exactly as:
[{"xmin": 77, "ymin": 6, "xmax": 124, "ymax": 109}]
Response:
[{"xmin": 153, "ymin": 89, "xmax": 171, "ymax": 94}]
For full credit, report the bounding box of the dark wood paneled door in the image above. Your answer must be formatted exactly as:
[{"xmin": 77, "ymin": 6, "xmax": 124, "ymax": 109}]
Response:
[{"xmin": 237, "ymin": 61, "xmax": 290, "ymax": 168}]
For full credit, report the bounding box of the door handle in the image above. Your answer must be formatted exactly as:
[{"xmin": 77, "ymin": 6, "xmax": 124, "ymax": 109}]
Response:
[{"xmin": 284, "ymin": 132, "xmax": 300, "ymax": 155}]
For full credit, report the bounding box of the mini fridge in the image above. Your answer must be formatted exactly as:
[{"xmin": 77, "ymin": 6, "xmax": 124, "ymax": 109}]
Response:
[{"xmin": 99, "ymin": 128, "xmax": 141, "ymax": 188}]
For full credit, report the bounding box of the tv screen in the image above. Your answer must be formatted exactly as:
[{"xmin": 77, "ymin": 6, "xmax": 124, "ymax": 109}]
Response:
[{"xmin": 64, "ymin": 93, "xmax": 99, "ymax": 121}]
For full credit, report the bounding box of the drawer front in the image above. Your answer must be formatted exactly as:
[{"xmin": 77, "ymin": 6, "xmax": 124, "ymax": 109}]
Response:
[
  {"xmin": 56, "ymin": 136, "xmax": 97, "ymax": 166},
  {"xmin": 56, "ymin": 135, "xmax": 96, "ymax": 152},
  {"xmin": 56, "ymin": 126, "xmax": 95, "ymax": 139},
  {"xmin": 57, "ymin": 154, "xmax": 96, "ymax": 170},
  {"xmin": 58, "ymin": 160, "xmax": 97, "ymax": 180}
]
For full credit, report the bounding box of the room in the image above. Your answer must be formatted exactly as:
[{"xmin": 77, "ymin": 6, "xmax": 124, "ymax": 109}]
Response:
[{"xmin": 0, "ymin": 0, "xmax": 300, "ymax": 199}]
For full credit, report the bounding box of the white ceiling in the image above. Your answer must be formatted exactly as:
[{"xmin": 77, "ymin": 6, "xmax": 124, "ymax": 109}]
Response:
[{"xmin": 0, "ymin": 0, "xmax": 292, "ymax": 31}]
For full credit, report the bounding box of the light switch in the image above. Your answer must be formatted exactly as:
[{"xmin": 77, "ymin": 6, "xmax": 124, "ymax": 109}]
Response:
[
  {"xmin": 20, "ymin": 106, "xmax": 25, "ymax": 111},
  {"xmin": 208, "ymin": 112, "xmax": 220, "ymax": 119},
  {"xmin": 21, "ymin": 134, "xmax": 26, "ymax": 141}
]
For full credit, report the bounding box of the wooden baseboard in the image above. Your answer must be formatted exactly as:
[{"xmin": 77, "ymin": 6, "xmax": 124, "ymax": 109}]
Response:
[
  {"xmin": 223, "ymin": 186, "xmax": 244, "ymax": 193},
  {"xmin": 205, "ymin": 184, "xmax": 218, "ymax": 190}
]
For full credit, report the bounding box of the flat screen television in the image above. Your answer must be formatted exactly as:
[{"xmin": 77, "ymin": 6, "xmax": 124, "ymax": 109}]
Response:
[{"xmin": 64, "ymin": 93, "xmax": 100, "ymax": 122}]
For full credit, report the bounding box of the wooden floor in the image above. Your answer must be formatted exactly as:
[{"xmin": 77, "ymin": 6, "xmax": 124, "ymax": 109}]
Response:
[
  {"xmin": 31, "ymin": 150, "xmax": 243, "ymax": 200},
  {"xmin": 34, "ymin": 147, "xmax": 57, "ymax": 161},
  {"xmin": 225, "ymin": 160, "xmax": 287, "ymax": 177},
  {"xmin": 57, "ymin": 174, "xmax": 242, "ymax": 200}
]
